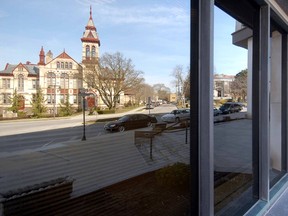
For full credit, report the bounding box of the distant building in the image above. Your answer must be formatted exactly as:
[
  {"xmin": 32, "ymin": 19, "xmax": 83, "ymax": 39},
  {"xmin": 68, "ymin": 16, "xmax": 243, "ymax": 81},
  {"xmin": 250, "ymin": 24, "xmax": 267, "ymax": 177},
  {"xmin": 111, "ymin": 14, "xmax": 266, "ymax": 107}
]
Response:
[
  {"xmin": 169, "ymin": 93, "xmax": 177, "ymax": 103},
  {"xmin": 213, "ymin": 74, "xmax": 234, "ymax": 99},
  {"xmin": 0, "ymin": 7, "xmax": 115, "ymax": 115}
]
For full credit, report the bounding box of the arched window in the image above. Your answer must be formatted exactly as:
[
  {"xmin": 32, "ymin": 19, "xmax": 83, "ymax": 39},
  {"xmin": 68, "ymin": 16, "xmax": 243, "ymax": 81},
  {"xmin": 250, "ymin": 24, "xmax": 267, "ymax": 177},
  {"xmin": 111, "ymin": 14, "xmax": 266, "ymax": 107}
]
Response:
[
  {"xmin": 69, "ymin": 62, "xmax": 72, "ymax": 69},
  {"xmin": 92, "ymin": 46, "xmax": 96, "ymax": 57},
  {"xmin": 61, "ymin": 62, "xmax": 64, "ymax": 69},
  {"xmin": 18, "ymin": 74, "xmax": 24, "ymax": 91},
  {"xmin": 65, "ymin": 62, "xmax": 68, "ymax": 69},
  {"xmin": 47, "ymin": 72, "xmax": 56, "ymax": 87},
  {"xmin": 60, "ymin": 73, "xmax": 69, "ymax": 89},
  {"xmin": 86, "ymin": 45, "xmax": 90, "ymax": 58},
  {"xmin": 57, "ymin": 62, "xmax": 60, "ymax": 68}
]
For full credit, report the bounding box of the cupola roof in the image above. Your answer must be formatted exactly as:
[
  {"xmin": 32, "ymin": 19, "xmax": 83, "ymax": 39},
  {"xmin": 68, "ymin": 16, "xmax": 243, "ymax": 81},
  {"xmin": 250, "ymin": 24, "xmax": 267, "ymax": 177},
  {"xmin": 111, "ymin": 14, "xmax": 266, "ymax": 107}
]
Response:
[{"xmin": 81, "ymin": 6, "xmax": 100, "ymax": 45}]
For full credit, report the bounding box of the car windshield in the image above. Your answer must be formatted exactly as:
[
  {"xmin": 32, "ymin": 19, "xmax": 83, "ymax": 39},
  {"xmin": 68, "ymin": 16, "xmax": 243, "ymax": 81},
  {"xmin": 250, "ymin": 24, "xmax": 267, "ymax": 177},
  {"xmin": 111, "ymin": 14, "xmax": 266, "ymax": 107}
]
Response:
[
  {"xmin": 117, "ymin": 116, "xmax": 130, "ymax": 121},
  {"xmin": 170, "ymin": 110, "xmax": 178, "ymax": 114},
  {"xmin": 221, "ymin": 104, "xmax": 231, "ymax": 109}
]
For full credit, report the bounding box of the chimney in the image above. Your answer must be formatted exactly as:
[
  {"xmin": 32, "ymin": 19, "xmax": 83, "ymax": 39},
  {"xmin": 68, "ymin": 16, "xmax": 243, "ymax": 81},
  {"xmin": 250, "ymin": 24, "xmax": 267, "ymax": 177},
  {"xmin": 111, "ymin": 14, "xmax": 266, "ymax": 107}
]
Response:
[{"xmin": 26, "ymin": 61, "xmax": 31, "ymax": 65}]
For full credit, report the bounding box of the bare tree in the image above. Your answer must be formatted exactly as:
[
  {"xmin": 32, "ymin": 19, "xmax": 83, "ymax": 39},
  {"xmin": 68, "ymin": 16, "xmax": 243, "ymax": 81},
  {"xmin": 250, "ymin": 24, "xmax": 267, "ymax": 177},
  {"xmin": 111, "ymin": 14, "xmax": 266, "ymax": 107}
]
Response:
[
  {"xmin": 134, "ymin": 83, "xmax": 154, "ymax": 104},
  {"xmin": 83, "ymin": 52, "xmax": 144, "ymax": 109},
  {"xmin": 230, "ymin": 69, "xmax": 248, "ymax": 102},
  {"xmin": 171, "ymin": 65, "xmax": 188, "ymax": 105},
  {"xmin": 152, "ymin": 83, "xmax": 170, "ymax": 101},
  {"xmin": 183, "ymin": 72, "xmax": 190, "ymax": 100}
]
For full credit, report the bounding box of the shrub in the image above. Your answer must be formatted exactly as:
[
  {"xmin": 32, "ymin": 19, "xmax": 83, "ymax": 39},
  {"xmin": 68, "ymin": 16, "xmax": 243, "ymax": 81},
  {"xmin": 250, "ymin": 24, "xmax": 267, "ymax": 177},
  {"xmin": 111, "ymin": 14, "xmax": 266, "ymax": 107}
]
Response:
[
  {"xmin": 155, "ymin": 162, "xmax": 190, "ymax": 190},
  {"xmin": 18, "ymin": 111, "xmax": 27, "ymax": 118},
  {"xmin": 97, "ymin": 109, "xmax": 115, "ymax": 114}
]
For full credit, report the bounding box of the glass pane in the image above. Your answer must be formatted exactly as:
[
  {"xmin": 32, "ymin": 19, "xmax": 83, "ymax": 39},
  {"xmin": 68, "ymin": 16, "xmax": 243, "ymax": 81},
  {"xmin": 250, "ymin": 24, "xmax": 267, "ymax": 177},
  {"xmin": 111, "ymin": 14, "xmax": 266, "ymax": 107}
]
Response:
[{"xmin": 213, "ymin": 7, "xmax": 256, "ymax": 215}]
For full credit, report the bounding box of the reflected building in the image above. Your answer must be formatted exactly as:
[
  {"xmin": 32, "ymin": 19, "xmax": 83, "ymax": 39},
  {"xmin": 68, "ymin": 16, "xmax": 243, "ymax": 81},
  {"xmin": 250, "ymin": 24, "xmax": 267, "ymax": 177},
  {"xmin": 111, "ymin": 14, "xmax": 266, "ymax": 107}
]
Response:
[{"xmin": 213, "ymin": 74, "xmax": 234, "ymax": 99}]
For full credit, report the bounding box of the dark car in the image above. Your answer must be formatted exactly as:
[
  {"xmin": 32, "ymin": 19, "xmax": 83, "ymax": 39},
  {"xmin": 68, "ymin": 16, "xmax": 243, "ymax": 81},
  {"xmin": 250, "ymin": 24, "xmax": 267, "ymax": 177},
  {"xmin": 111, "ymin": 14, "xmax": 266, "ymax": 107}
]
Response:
[
  {"xmin": 219, "ymin": 102, "xmax": 242, "ymax": 114},
  {"xmin": 213, "ymin": 107, "xmax": 221, "ymax": 116},
  {"xmin": 104, "ymin": 114, "xmax": 157, "ymax": 132}
]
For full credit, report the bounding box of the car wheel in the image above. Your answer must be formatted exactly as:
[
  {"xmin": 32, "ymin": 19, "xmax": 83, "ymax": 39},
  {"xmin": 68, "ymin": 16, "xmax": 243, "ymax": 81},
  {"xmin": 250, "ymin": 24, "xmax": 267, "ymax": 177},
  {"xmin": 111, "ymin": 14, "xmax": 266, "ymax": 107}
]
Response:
[{"xmin": 118, "ymin": 126, "xmax": 125, "ymax": 132}]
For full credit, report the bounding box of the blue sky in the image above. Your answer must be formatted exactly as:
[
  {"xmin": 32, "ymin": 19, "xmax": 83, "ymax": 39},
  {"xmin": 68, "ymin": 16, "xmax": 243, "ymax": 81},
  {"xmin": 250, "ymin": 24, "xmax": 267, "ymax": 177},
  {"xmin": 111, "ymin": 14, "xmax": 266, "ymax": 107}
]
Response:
[{"xmin": 0, "ymin": 0, "xmax": 247, "ymax": 90}]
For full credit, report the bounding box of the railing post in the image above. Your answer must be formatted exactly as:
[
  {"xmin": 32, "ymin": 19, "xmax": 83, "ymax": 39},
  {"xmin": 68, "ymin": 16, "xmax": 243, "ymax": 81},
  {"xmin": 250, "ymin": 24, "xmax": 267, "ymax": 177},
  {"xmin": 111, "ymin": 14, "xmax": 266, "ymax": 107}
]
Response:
[{"xmin": 150, "ymin": 137, "xmax": 153, "ymax": 160}]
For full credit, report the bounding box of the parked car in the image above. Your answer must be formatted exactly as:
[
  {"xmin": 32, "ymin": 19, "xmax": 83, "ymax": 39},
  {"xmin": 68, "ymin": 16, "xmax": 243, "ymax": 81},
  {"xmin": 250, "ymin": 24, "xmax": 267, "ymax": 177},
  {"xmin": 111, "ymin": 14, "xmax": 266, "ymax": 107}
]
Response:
[
  {"xmin": 145, "ymin": 103, "xmax": 154, "ymax": 109},
  {"xmin": 219, "ymin": 102, "xmax": 242, "ymax": 114},
  {"xmin": 161, "ymin": 109, "xmax": 190, "ymax": 123},
  {"xmin": 214, "ymin": 107, "xmax": 221, "ymax": 116},
  {"xmin": 104, "ymin": 114, "xmax": 157, "ymax": 132}
]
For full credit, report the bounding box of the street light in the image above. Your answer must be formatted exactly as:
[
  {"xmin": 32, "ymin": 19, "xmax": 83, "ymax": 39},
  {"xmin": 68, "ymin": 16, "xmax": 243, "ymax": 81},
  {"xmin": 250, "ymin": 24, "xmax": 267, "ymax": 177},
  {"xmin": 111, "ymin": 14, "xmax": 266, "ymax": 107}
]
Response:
[{"xmin": 79, "ymin": 88, "xmax": 93, "ymax": 141}]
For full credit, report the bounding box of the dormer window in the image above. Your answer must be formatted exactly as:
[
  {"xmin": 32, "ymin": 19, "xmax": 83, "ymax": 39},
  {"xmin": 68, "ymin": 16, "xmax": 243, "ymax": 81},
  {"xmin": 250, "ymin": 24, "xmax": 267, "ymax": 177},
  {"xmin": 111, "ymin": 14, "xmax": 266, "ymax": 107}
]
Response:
[
  {"xmin": 61, "ymin": 62, "xmax": 64, "ymax": 69},
  {"xmin": 65, "ymin": 62, "xmax": 68, "ymax": 69},
  {"xmin": 57, "ymin": 62, "xmax": 60, "ymax": 68},
  {"xmin": 69, "ymin": 62, "xmax": 72, "ymax": 69}
]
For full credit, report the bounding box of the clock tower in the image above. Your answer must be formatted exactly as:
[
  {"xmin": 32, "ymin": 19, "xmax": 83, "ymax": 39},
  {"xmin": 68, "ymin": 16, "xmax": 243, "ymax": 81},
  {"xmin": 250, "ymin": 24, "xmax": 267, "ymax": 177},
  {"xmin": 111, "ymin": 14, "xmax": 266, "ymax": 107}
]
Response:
[{"xmin": 81, "ymin": 6, "xmax": 100, "ymax": 63}]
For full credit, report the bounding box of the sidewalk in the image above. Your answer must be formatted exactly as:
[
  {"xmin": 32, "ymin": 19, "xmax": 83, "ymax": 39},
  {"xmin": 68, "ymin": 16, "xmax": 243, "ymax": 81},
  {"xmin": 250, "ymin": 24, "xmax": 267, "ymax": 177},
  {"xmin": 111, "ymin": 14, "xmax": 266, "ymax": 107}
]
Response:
[
  {"xmin": 0, "ymin": 124, "xmax": 189, "ymax": 198},
  {"xmin": 0, "ymin": 117, "xmax": 250, "ymax": 198}
]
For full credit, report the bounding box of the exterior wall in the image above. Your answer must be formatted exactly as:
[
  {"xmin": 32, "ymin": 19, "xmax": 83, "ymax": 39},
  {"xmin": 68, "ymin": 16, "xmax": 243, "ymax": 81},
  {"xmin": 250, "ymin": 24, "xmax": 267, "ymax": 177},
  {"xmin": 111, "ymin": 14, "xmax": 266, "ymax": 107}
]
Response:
[
  {"xmin": 239, "ymin": 29, "xmax": 282, "ymax": 171},
  {"xmin": 247, "ymin": 38, "xmax": 253, "ymax": 118},
  {"xmin": 169, "ymin": 93, "xmax": 177, "ymax": 103},
  {"xmin": 39, "ymin": 58, "xmax": 82, "ymax": 114},
  {"xmin": 270, "ymin": 31, "xmax": 282, "ymax": 171},
  {"xmin": 0, "ymin": 67, "xmax": 38, "ymax": 114},
  {"xmin": 82, "ymin": 42, "xmax": 99, "ymax": 62}
]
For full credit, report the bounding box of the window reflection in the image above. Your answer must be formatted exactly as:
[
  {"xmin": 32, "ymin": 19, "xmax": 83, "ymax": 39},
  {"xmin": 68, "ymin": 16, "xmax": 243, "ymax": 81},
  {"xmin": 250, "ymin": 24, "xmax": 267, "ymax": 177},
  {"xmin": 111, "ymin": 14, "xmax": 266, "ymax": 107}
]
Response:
[{"xmin": 214, "ymin": 7, "xmax": 255, "ymax": 215}]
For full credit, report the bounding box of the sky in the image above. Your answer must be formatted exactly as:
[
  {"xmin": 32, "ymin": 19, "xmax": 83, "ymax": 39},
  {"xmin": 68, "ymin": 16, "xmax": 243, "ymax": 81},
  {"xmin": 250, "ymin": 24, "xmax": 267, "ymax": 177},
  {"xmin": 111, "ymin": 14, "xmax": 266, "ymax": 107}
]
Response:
[{"xmin": 0, "ymin": 0, "xmax": 247, "ymax": 91}]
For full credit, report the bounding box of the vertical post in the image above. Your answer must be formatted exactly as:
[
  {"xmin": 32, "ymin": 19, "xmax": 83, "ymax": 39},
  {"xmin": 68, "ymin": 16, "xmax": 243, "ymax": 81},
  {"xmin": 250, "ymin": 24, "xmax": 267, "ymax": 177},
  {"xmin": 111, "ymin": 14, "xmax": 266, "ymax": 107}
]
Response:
[
  {"xmin": 190, "ymin": 0, "xmax": 200, "ymax": 214},
  {"xmin": 191, "ymin": 0, "xmax": 214, "ymax": 215},
  {"xmin": 53, "ymin": 85, "xmax": 56, "ymax": 118},
  {"xmin": 82, "ymin": 96, "xmax": 86, "ymax": 141},
  {"xmin": 282, "ymin": 34, "xmax": 288, "ymax": 171},
  {"xmin": 259, "ymin": 5, "xmax": 270, "ymax": 201},
  {"xmin": 185, "ymin": 120, "xmax": 188, "ymax": 144},
  {"xmin": 150, "ymin": 137, "xmax": 153, "ymax": 160}
]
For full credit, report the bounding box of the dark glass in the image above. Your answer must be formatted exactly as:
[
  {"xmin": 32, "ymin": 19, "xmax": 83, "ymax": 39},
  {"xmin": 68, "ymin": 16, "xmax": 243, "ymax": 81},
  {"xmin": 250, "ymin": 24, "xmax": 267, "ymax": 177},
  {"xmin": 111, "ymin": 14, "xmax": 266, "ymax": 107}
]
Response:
[{"xmin": 213, "ymin": 7, "xmax": 256, "ymax": 215}]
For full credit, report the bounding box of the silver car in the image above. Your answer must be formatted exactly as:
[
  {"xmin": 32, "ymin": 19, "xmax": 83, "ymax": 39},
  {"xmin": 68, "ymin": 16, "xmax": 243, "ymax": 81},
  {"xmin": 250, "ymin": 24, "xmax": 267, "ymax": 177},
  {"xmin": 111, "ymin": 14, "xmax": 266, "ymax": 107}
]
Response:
[{"xmin": 161, "ymin": 109, "xmax": 190, "ymax": 123}]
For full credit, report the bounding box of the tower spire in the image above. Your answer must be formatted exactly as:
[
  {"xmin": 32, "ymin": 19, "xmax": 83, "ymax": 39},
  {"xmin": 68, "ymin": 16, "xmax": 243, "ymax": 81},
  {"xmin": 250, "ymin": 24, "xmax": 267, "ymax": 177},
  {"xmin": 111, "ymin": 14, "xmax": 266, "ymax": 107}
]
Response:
[
  {"xmin": 38, "ymin": 46, "xmax": 45, "ymax": 65},
  {"xmin": 81, "ymin": 6, "xmax": 100, "ymax": 63}
]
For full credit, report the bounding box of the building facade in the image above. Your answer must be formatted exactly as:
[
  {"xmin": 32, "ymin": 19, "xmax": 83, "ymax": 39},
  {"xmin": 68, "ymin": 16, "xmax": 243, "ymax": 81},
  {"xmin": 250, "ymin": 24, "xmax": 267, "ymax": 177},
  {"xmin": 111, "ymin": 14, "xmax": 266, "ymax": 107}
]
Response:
[
  {"xmin": 0, "ymin": 7, "xmax": 104, "ymax": 116},
  {"xmin": 213, "ymin": 74, "xmax": 234, "ymax": 99}
]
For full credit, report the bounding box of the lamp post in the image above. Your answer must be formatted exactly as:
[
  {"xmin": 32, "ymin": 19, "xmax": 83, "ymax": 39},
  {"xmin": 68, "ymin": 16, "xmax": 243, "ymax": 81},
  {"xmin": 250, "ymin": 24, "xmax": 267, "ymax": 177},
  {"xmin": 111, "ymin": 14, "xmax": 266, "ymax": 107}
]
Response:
[
  {"xmin": 82, "ymin": 95, "xmax": 86, "ymax": 141},
  {"xmin": 79, "ymin": 88, "xmax": 92, "ymax": 141}
]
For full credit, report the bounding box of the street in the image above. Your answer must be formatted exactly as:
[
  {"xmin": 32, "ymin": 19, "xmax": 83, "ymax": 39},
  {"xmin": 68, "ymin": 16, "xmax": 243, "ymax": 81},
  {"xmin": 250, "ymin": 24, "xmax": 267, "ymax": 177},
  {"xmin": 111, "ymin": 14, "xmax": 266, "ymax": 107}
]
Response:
[
  {"xmin": 0, "ymin": 103, "xmax": 246, "ymax": 155},
  {"xmin": 0, "ymin": 104, "xmax": 176, "ymax": 155}
]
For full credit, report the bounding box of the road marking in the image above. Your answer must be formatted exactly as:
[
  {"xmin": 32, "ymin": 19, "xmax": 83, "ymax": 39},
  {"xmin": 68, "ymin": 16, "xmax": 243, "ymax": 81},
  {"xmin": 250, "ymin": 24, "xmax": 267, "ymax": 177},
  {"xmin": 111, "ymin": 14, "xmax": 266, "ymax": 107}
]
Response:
[{"xmin": 41, "ymin": 139, "xmax": 55, "ymax": 148}]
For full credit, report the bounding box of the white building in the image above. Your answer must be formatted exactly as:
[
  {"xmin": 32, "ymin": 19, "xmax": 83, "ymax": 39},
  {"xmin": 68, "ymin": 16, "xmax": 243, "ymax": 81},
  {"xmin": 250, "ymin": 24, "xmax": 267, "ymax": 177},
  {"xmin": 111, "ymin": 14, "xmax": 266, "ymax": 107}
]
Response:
[{"xmin": 0, "ymin": 7, "xmax": 107, "ymax": 116}]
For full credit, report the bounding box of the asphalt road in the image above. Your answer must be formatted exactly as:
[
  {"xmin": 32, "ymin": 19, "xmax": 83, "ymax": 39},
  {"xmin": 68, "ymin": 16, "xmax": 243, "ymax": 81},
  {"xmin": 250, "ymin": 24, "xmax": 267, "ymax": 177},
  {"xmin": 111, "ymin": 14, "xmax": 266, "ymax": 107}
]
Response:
[{"xmin": 0, "ymin": 104, "xmax": 177, "ymax": 154}]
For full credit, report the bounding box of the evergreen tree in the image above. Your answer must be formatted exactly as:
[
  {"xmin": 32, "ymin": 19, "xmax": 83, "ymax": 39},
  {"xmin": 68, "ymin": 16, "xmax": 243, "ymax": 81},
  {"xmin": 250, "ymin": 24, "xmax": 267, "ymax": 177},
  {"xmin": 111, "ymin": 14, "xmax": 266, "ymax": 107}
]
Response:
[
  {"xmin": 9, "ymin": 89, "xmax": 23, "ymax": 113},
  {"xmin": 31, "ymin": 87, "xmax": 47, "ymax": 117},
  {"xmin": 59, "ymin": 94, "xmax": 74, "ymax": 116}
]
